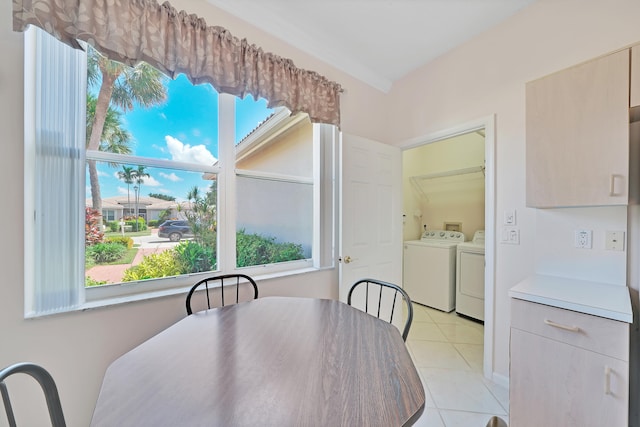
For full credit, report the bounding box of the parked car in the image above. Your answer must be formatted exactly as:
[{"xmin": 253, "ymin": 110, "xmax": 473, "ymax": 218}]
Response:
[{"xmin": 158, "ymin": 220, "xmax": 193, "ymax": 242}]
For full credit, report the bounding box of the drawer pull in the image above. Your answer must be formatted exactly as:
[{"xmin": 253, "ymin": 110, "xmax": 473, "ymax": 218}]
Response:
[
  {"xmin": 543, "ymin": 319, "xmax": 580, "ymax": 332},
  {"xmin": 604, "ymin": 366, "xmax": 612, "ymax": 395}
]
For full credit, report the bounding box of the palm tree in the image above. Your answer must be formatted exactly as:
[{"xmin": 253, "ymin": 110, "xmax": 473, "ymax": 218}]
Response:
[
  {"xmin": 117, "ymin": 166, "xmax": 136, "ymax": 219},
  {"xmin": 86, "ymin": 95, "xmax": 133, "ymax": 223},
  {"xmin": 133, "ymin": 165, "xmax": 150, "ymax": 231},
  {"xmin": 86, "ymin": 46, "xmax": 167, "ymax": 215}
]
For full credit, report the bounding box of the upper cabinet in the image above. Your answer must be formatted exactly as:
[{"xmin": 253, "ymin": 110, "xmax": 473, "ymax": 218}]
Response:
[
  {"xmin": 631, "ymin": 45, "xmax": 640, "ymax": 109},
  {"xmin": 526, "ymin": 49, "xmax": 630, "ymax": 208}
]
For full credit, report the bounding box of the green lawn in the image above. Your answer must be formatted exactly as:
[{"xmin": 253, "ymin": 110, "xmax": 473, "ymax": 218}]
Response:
[
  {"xmin": 101, "ymin": 246, "xmax": 139, "ymax": 265},
  {"xmin": 104, "ymin": 229, "xmax": 152, "ymax": 238}
]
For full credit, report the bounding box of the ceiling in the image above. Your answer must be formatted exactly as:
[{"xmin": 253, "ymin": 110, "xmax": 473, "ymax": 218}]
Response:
[{"xmin": 206, "ymin": 0, "xmax": 536, "ymax": 92}]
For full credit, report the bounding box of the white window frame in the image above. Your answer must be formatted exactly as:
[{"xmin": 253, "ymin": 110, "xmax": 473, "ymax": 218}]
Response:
[{"xmin": 24, "ymin": 28, "xmax": 337, "ymax": 315}]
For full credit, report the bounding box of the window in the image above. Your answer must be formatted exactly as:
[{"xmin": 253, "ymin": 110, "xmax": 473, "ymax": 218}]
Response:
[{"xmin": 24, "ymin": 27, "xmax": 337, "ymax": 316}]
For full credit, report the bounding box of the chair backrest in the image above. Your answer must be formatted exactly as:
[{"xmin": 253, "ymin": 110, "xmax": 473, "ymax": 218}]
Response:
[
  {"xmin": 185, "ymin": 274, "xmax": 259, "ymax": 315},
  {"xmin": 347, "ymin": 278, "xmax": 413, "ymax": 341},
  {"xmin": 0, "ymin": 362, "xmax": 66, "ymax": 427}
]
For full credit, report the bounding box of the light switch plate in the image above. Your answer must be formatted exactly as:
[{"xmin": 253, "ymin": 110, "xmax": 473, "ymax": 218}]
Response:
[
  {"xmin": 501, "ymin": 227, "xmax": 520, "ymax": 245},
  {"xmin": 504, "ymin": 209, "xmax": 516, "ymax": 226}
]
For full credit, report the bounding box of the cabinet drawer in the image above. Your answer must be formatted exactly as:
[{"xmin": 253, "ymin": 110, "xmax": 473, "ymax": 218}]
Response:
[{"xmin": 511, "ymin": 298, "xmax": 629, "ymax": 361}]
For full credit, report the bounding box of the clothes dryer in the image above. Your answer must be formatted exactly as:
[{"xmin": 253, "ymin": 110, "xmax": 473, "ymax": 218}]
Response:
[
  {"xmin": 403, "ymin": 230, "xmax": 465, "ymax": 312},
  {"xmin": 455, "ymin": 230, "xmax": 485, "ymax": 321}
]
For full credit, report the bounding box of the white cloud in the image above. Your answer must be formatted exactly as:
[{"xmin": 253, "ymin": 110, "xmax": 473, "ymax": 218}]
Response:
[
  {"xmin": 159, "ymin": 172, "xmax": 182, "ymax": 182},
  {"xmin": 192, "ymin": 128, "xmax": 201, "ymax": 137},
  {"xmin": 165, "ymin": 135, "xmax": 216, "ymax": 165},
  {"xmin": 139, "ymin": 176, "xmax": 161, "ymax": 187},
  {"xmin": 117, "ymin": 187, "xmax": 128, "ymax": 195}
]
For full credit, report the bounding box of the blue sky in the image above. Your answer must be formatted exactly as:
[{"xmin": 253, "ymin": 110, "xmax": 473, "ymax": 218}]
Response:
[{"xmin": 89, "ymin": 73, "xmax": 273, "ymax": 202}]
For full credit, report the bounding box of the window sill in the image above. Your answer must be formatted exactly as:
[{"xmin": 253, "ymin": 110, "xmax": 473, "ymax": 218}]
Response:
[{"xmin": 25, "ymin": 266, "xmax": 332, "ymax": 319}]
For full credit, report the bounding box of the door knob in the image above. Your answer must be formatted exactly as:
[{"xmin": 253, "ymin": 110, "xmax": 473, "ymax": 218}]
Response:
[{"xmin": 340, "ymin": 256, "xmax": 352, "ymax": 264}]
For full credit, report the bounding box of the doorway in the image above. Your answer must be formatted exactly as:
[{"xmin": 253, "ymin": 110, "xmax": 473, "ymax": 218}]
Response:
[{"xmin": 400, "ymin": 115, "xmax": 496, "ymax": 380}]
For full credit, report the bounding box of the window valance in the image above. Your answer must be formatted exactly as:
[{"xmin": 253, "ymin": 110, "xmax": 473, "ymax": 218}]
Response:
[{"xmin": 12, "ymin": 0, "xmax": 342, "ymax": 127}]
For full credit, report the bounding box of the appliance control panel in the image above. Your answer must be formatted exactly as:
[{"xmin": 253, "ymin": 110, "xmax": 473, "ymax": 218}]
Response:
[
  {"xmin": 472, "ymin": 230, "xmax": 485, "ymax": 244},
  {"xmin": 420, "ymin": 230, "xmax": 466, "ymax": 242}
]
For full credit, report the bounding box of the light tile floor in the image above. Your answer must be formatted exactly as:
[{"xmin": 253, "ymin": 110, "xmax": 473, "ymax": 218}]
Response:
[{"xmin": 406, "ymin": 303, "xmax": 509, "ymax": 427}]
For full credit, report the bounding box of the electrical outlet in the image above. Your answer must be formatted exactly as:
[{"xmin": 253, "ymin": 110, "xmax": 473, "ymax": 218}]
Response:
[{"xmin": 574, "ymin": 230, "xmax": 592, "ymax": 249}]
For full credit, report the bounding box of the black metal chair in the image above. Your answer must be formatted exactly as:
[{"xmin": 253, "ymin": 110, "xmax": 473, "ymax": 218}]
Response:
[
  {"xmin": 486, "ymin": 416, "xmax": 508, "ymax": 427},
  {"xmin": 185, "ymin": 274, "xmax": 259, "ymax": 315},
  {"xmin": 0, "ymin": 362, "xmax": 66, "ymax": 427},
  {"xmin": 347, "ymin": 278, "xmax": 413, "ymax": 341}
]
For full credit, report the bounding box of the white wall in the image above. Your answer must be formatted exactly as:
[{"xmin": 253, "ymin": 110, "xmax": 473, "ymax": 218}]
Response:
[
  {"xmin": 402, "ymin": 132, "xmax": 485, "ymax": 241},
  {"xmin": 0, "ymin": 0, "xmax": 388, "ymax": 424},
  {"xmin": 389, "ymin": 0, "xmax": 640, "ymax": 380}
]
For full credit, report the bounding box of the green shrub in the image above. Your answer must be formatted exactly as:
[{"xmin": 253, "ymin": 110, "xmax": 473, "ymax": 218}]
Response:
[
  {"xmin": 122, "ymin": 250, "xmax": 182, "ymax": 281},
  {"xmin": 105, "ymin": 235, "xmax": 134, "ymax": 249},
  {"xmin": 236, "ymin": 229, "xmax": 305, "ymax": 267},
  {"xmin": 148, "ymin": 219, "xmax": 159, "ymax": 228},
  {"xmin": 174, "ymin": 241, "xmax": 216, "ymax": 274},
  {"xmin": 85, "ymin": 276, "xmax": 107, "ymax": 287},
  {"xmin": 87, "ymin": 242, "xmax": 127, "ymax": 263},
  {"xmin": 125, "ymin": 217, "xmax": 147, "ymax": 231}
]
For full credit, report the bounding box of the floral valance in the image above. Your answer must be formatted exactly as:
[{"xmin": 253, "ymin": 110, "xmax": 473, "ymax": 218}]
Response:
[{"xmin": 12, "ymin": 0, "xmax": 342, "ymax": 127}]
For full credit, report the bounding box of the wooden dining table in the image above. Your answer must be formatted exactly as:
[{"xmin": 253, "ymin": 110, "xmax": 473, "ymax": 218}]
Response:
[{"xmin": 90, "ymin": 296, "xmax": 425, "ymax": 426}]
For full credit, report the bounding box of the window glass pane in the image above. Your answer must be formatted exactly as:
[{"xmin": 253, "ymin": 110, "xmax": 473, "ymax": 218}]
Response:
[
  {"xmin": 235, "ymin": 95, "xmax": 273, "ymax": 145},
  {"xmin": 234, "ymin": 98, "xmax": 313, "ymax": 269},
  {"xmin": 236, "ymin": 112, "xmax": 313, "ymax": 177},
  {"xmin": 85, "ymin": 161, "xmax": 218, "ymax": 286},
  {"xmin": 236, "ymin": 176, "xmax": 311, "ymax": 268},
  {"xmin": 121, "ymin": 73, "xmax": 220, "ymax": 161}
]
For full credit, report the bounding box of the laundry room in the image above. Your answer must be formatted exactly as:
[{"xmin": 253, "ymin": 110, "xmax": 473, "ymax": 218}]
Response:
[{"xmin": 402, "ymin": 130, "xmax": 486, "ymax": 320}]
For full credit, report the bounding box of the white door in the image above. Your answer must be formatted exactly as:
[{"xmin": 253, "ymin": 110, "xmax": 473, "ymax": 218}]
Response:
[{"xmin": 339, "ymin": 133, "xmax": 403, "ymax": 327}]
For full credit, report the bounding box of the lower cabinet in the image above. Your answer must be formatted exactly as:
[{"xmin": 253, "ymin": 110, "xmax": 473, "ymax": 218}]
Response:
[{"xmin": 510, "ymin": 298, "xmax": 629, "ymax": 427}]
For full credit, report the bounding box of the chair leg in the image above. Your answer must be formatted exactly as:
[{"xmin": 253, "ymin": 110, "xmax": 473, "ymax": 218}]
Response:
[{"xmin": 1, "ymin": 382, "xmax": 17, "ymax": 427}]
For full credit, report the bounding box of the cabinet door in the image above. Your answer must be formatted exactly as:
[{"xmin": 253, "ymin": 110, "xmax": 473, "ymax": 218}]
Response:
[
  {"xmin": 510, "ymin": 328, "xmax": 629, "ymax": 427},
  {"xmin": 526, "ymin": 49, "xmax": 630, "ymax": 207}
]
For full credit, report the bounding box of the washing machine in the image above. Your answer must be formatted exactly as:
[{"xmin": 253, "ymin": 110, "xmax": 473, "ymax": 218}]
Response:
[
  {"xmin": 403, "ymin": 230, "xmax": 465, "ymax": 312},
  {"xmin": 455, "ymin": 230, "xmax": 485, "ymax": 321}
]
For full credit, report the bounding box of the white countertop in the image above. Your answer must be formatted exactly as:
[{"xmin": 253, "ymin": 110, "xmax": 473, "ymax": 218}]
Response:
[{"xmin": 509, "ymin": 274, "xmax": 633, "ymax": 323}]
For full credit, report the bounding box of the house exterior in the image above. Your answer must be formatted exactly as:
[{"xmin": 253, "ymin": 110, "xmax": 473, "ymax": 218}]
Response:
[
  {"xmin": 89, "ymin": 196, "xmax": 183, "ymax": 223},
  {"xmin": 3, "ymin": 1, "xmax": 640, "ymax": 425},
  {"xmin": 234, "ymin": 110, "xmax": 314, "ymax": 257}
]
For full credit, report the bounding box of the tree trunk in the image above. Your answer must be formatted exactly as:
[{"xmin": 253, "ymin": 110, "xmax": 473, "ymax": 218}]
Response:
[
  {"xmin": 87, "ymin": 74, "xmax": 116, "ymax": 151},
  {"xmin": 87, "ymin": 72, "xmax": 117, "ymax": 227},
  {"xmin": 88, "ymin": 159, "xmax": 102, "ymax": 225}
]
